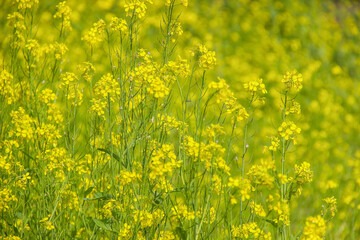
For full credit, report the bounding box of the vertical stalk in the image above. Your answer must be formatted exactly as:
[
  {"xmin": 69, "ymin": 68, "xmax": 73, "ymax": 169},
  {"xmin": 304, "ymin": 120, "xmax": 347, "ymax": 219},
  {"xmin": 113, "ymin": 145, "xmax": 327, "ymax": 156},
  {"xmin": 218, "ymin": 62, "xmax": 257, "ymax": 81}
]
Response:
[
  {"xmin": 240, "ymin": 95, "xmax": 254, "ymax": 226},
  {"xmin": 281, "ymin": 92, "xmax": 288, "ymax": 240}
]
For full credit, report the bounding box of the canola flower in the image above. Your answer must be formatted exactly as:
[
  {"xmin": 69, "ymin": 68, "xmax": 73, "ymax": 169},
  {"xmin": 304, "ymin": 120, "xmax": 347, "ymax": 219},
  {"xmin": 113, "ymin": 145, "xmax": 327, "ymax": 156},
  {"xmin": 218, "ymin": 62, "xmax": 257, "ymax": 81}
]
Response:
[
  {"xmin": 53, "ymin": 1, "xmax": 72, "ymax": 32},
  {"xmin": 301, "ymin": 215, "xmax": 326, "ymax": 240},
  {"xmin": 282, "ymin": 70, "xmax": 303, "ymax": 92},
  {"xmin": 198, "ymin": 44, "xmax": 217, "ymax": 69}
]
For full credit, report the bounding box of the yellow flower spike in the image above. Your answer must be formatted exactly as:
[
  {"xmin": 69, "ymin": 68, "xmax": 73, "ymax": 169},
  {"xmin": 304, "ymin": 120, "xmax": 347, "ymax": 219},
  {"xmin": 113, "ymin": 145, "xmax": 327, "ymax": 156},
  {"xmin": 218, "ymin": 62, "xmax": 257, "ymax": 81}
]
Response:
[
  {"xmin": 301, "ymin": 215, "xmax": 326, "ymax": 240},
  {"xmin": 277, "ymin": 173, "xmax": 288, "ymax": 184},
  {"xmin": 282, "ymin": 70, "xmax": 303, "ymax": 92},
  {"xmin": 198, "ymin": 45, "xmax": 216, "ymax": 69},
  {"xmin": 109, "ymin": 17, "xmax": 128, "ymax": 34},
  {"xmin": 54, "ymin": 1, "xmax": 72, "ymax": 32},
  {"xmin": 125, "ymin": 0, "xmax": 148, "ymax": 19},
  {"xmin": 16, "ymin": 0, "xmax": 39, "ymax": 10}
]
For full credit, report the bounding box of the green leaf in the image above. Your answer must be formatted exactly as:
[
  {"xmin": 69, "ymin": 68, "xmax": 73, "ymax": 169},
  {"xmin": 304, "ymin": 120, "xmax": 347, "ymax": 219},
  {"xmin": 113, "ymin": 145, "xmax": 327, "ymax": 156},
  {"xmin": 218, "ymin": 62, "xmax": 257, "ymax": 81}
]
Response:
[
  {"xmin": 83, "ymin": 187, "xmax": 94, "ymax": 198},
  {"xmin": 175, "ymin": 226, "xmax": 187, "ymax": 240},
  {"xmin": 93, "ymin": 219, "xmax": 111, "ymax": 231},
  {"xmin": 97, "ymin": 148, "xmax": 126, "ymax": 167},
  {"xmin": 265, "ymin": 218, "xmax": 278, "ymax": 228},
  {"xmin": 94, "ymin": 192, "xmax": 114, "ymax": 200}
]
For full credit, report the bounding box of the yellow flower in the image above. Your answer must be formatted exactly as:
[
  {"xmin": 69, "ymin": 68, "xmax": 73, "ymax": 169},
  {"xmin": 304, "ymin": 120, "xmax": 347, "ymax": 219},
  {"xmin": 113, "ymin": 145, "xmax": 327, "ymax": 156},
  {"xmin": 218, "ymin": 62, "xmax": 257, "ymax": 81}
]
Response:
[
  {"xmin": 0, "ymin": 188, "xmax": 18, "ymax": 213},
  {"xmin": 39, "ymin": 89, "xmax": 56, "ymax": 104},
  {"xmin": 322, "ymin": 196, "xmax": 337, "ymax": 217},
  {"xmin": 155, "ymin": 231, "xmax": 176, "ymax": 240},
  {"xmin": 82, "ymin": 20, "xmax": 106, "ymax": 47},
  {"xmin": 234, "ymin": 104, "xmax": 249, "ymax": 122},
  {"xmin": 228, "ymin": 178, "xmax": 252, "ymax": 201},
  {"xmin": 54, "ymin": 1, "xmax": 72, "ymax": 31},
  {"xmin": 232, "ymin": 222, "xmax": 271, "ymax": 239},
  {"xmin": 269, "ymin": 200, "xmax": 290, "ymax": 226},
  {"xmin": 118, "ymin": 223, "xmax": 132, "ymax": 240},
  {"xmin": 301, "ymin": 215, "xmax": 326, "ymax": 240},
  {"xmin": 171, "ymin": 204, "xmax": 195, "ymax": 221},
  {"xmin": 244, "ymin": 78, "xmax": 267, "ymax": 95},
  {"xmin": 294, "ymin": 162, "xmax": 313, "ymax": 184},
  {"xmin": 278, "ymin": 121, "xmax": 301, "ymax": 143},
  {"xmin": 60, "ymin": 72, "xmax": 77, "ymax": 88},
  {"xmin": 93, "ymin": 73, "xmax": 120, "ymax": 101},
  {"xmin": 110, "ymin": 17, "xmax": 128, "ymax": 34},
  {"xmin": 146, "ymin": 76, "xmax": 170, "ymax": 98},
  {"xmin": 181, "ymin": 0, "xmax": 188, "ymax": 7},
  {"xmin": 250, "ymin": 201, "xmax": 266, "ymax": 217},
  {"xmin": 9, "ymin": 107, "xmax": 34, "ymax": 141},
  {"xmin": 0, "ymin": 70, "xmax": 21, "ymax": 104},
  {"xmin": 277, "ymin": 173, "xmax": 288, "ymax": 184},
  {"xmin": 125, "ymin": 0, "xmax": 148, "ymax": 19},
  {"xmin": 39, "ymin": 214, "xmax": 55, "ymax": 230},
  {"xmin": 133, "ymin": 209, "xmax": 164, "ymax": 228},
  {"xmin": 16, "ymin": 0, "xmax": 39, "ymax": 10},
  {"xmin": 282, "ymin": 70, "xmax": 303, "ymax": 92},
  {"xmin": 198, "ymin": 45, "xmax": 216, "ymax": 70},
  {"xmin": 286, "ymin": 100, "xmax": 301, "ymax": 115}
]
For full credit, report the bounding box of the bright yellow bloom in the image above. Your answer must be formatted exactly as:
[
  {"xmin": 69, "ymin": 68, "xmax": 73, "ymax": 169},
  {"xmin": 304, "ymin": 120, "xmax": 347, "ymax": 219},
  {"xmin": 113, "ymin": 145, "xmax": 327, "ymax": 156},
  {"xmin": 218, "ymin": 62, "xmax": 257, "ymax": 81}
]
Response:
[
  {"xmin": 277, "ymin": 173, "xmax": 288, "ymax": 184},
  {"xmin": 93, "ymin": 73, "xmax": 120, "ymax": 101},
  {"xmin": 125, "ymin": 0, "xmax": 148, "ymax": 19},
  {"xmin": 250, "ymin": 201, "xmax": 266, "ymax": 217},
  {"xmin": 282, "ymin": 70, "xmax": 303, "ymax": 92},
  {"xmin": 294, "ymin": 162, "xmax": 313, "ymax": 184},
  {"xmin": 16, "ymin": 0, "xmax": 39, "ymax": 10},
  {"xmin": 198, "ymin": 45, "xmax": 216, "ymax": 69},
  {"xmin": 54, "ymin": 1, "xmax": 72, "ymax": 31},
  {"xmin": 82, "ymin": 20, "xmax": 106, "ymax": 47},
  {"xmin": 39, "ymin": 215, "xmax": 55, "ymax": 230},
  {"xmin": 39, "ymin": 89, "xmax": 56, "ymax": 104},
  {"xmin": 0, "ymin": 188, "xmax": 18, "ymax": 213},
  {"xmin": 301, "ymin": 215, "xmax": 326, "ymax": 240},
  {"xmin": 110, "ymin": 17, "xmax": 128, "ymax": 34},
  {"xmin": 9, "ymin": 108, "xmax": 34, "ymax": 140},
  {"xmin": 0, "ymin": 70, "xmax": 20, "ymax": 104},
  {"xmin": 171, "ymin": 204, "xmax": 195, "ymax": 221},
  {"xmin": 228, "ymin": 178, "xmax": 252, "ymax": 201},
  {"xmin": 323, "ymin": 196, "xmax": 337, "ymax": 217},
  {"xmin": 278, "ymin": 121, "xmax": 301, "ymax": 143},
  {"xmin": 232, "ymin": 222, "xmax": 271, "ymax": 239},
  {"xmin": 286, "ymin": 100, "xmax": 301, "ymax": 115},
  {"xmin": 244, "ymin": 78, "xmax": 267, "ymax": 95}
]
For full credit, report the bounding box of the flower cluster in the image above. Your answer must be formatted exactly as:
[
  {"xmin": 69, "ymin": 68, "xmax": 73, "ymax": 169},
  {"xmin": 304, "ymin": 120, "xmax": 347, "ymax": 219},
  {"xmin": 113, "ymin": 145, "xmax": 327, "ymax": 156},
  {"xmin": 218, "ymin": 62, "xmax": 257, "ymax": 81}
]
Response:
[
  {"xmin": 244, "ymin": 78, "xmax": 267, "ymax": 96},
  {"xmin": 39, "ymin": 89, "xmax": 56, "ymax": 104},
  {"xmin": 93, "ymin": 73, "xmax": 120, "ymax": 101},
  {"xmin": 228, "ymin": 178, "xmax": 252, "ymax": 201},
  {"xmin": 171, "ymin": 204, "xmax": 196, "ymax": 222},
  {"xmin": 322, "ymin": 196, "xmax": 337, "ymax": 218},
  {"xmin": 16, "ymin": 0, "xmax": 39, "ymax": 10},
  {"xmin": 53, "ymin": 1, "xmax": 72, "ymax": 32},
  {"xmin": 301, "ymin": 215, "xmax": 326, "ymax": 240},
  {"xmin": 282, "ymin": 70, "xmax": 303, "ymax": 92},
  {"xmin": 125, "ymin": 0, "xmax": 148, "ymax": 19},
  {"xmin": 0, "ymin": 70, "xmax": 20, "ymax": 104},
  {"xmin": 278, "ymin": 121, "xmax": 301, "ymax": 143},
  {"xmin": 231, "ymin": 222, "xmax": 271, "ymax": 239},
  {"xmin": 198, "ymin": 45, "xmax": 216, "ymax": 70},
  {"xmin": 294, "ymin": 162, "xmax": 313, "ymax": 184},
  {"xmin": 81, "ymin": 19, "xmax": 106, "ymax": 47},
  {"xmin": 110, "ymin": 17, "xmax": 128, "ymax": 34},
  {"xmin": 133, "ymin": 209, "xmax": 164, "ymax": 228}
]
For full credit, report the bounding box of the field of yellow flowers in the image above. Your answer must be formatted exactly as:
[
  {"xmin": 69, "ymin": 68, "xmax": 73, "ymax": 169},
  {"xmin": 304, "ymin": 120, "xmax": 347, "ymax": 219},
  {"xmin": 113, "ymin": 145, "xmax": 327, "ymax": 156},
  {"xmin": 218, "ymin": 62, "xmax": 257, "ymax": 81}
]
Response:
[{"xmin": 0, "ymin": 0, "xmax": 359, "ymax": 239}]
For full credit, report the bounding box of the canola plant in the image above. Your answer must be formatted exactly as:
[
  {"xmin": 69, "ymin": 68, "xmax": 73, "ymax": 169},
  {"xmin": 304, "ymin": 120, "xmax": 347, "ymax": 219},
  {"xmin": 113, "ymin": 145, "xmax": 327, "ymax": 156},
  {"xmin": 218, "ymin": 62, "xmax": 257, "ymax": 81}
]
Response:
[{"xmin": 0, "ymin": 0, "xmax": 359, "ymax": 239}]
